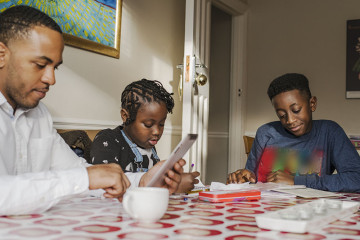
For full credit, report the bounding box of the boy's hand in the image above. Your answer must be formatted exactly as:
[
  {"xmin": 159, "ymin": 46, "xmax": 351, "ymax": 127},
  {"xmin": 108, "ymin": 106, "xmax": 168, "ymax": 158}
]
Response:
[
  {"xmin": 267, "ymin": 170, "xmax": 294, "ymax": 185},
  {"xmin": 227, "ymin": 169, "xmax": 256, "ymax": 184},
  {"xmin": 87, "ymin": 163, "xmax": 130, "ymax": 201},
  {"xmin": 139, "ymin": 159, "xmax": 186, "ymax": 194},
  {"xmin": 176, "ymin": 171, "xmax": 200, "ymax": 193}
]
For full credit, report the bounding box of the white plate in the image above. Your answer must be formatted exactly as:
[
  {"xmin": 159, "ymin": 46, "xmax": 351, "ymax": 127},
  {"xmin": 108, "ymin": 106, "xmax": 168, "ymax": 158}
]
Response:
[{"xmin": 256, "ymin": 199, "xmax": 359, "ymax": 233}]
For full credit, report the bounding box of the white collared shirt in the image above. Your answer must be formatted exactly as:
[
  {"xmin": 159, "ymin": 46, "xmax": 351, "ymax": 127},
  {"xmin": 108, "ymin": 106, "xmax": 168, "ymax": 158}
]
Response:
[{"xmin": 0, "ymin": 92, "xmax": 143, "ymax": 215}]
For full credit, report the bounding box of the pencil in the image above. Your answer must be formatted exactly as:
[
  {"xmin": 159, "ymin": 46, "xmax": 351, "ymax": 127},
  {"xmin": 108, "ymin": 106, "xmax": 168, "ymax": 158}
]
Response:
[{"xmin": 189, "ymin": 163, "xmax": 194, "ymax": 172}]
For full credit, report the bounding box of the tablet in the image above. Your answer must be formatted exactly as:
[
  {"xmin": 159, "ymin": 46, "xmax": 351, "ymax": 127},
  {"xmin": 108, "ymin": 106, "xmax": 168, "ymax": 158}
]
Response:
[{"xmin": 146, "ymin": 134, "xmax": 198, "ymax": 187}]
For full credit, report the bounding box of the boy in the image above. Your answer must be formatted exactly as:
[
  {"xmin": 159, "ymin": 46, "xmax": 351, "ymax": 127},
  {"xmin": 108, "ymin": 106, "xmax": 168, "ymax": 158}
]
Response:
[
  {"xmin": 91, "ymin": 79, "xmax": 200, "ymax": 192},
  {"xmin": 228, "ymin": 73, "xmax": 360, "ymax": 192}
]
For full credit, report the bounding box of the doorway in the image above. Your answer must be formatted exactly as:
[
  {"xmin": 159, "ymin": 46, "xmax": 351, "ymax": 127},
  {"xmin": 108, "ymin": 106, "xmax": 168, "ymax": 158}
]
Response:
[{"xmin": 205, "ymin": 5, "xmax": 232, "ymax": 184}]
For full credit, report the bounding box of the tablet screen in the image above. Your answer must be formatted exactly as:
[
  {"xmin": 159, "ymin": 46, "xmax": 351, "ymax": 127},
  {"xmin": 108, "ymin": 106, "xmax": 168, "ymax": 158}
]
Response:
[{"xmin": 146, "ymin": 134, "xmax": 198, "ymax": 187}]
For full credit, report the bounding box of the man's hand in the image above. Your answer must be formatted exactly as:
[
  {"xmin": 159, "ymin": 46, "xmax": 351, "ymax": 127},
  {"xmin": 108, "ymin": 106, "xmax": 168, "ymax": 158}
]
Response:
[
  {"xmin": 227, "ymin": 169, "xmax": 256, "ymax": 184},
  {"xmin": 267, "ymin": 170, "xmax": 294, "ymax": 185},
  {"xmin": 176, "ymin": 171, "xmax": 200, "ymax": 193},
  {"xmin": 139, "ymin": 159, "xmax": 186, "ymax": 194},
  {"xmin": 87, "ymin": 163, "xmax": 130, "ymax": 201}
]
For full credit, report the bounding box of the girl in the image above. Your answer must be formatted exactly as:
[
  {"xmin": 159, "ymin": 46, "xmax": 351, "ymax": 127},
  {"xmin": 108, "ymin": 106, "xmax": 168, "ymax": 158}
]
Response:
[{"xmin": 91, "ymin": 79, "xmax": 199, "ymax": 193}]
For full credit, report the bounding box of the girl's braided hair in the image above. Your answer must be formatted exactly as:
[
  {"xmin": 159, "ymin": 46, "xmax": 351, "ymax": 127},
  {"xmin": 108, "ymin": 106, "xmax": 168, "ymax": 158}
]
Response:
[{"xmin": 121, "ymin": 79, "xmax": 174, "ymax": 125}]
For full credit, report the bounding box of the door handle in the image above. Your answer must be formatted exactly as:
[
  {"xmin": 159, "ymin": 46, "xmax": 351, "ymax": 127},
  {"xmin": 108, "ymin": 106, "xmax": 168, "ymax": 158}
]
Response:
[
  {"xmin": 195, "ymin": 64, "xmax": 207, "ymax": 69},
  {"xmin": 195, "ymin": 72, "xmax": 207, "ymax": 86},
  {"xmin": 177, "ymin": 64, "xmax": 183, "ymax": 101},
  {"xmin": 178, "ymin": 73, "xmax": 183, "ymax": 101}
]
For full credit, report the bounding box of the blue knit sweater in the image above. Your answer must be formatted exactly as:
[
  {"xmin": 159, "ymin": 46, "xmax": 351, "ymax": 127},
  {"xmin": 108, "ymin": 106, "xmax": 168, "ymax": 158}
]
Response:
[{"xmin": 245, "ymin": 120, "xmax": 360, "ymax": 192}]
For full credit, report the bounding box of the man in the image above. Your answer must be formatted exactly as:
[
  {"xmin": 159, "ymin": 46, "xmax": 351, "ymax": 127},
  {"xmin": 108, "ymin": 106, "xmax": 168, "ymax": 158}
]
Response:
[{"xmin": 0, "ymin": 5, "xmax": 184, "ymax": 215}]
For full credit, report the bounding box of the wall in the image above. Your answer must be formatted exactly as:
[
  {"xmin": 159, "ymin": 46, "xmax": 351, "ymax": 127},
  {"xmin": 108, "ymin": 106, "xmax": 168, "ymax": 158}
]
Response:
[
  {"xmin": 246, "ymin": 0, "xmax": 360, "ymax": 136},
  {"xmin": 43, "ymin": 0, "xmax": 185, "ymax": 158}
]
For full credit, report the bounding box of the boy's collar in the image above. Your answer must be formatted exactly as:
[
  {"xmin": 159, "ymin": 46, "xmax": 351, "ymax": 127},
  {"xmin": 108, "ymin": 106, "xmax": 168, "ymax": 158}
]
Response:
[{"xmin": 281, "ymin": 120, "xmax": 316, "ymax": 139}]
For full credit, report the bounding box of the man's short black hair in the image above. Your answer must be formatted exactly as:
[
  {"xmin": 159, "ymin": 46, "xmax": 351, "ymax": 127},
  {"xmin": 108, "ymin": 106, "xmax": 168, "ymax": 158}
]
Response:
[
  {"xmin": 0, "ymin": 5, "xmax": 62, "ymax": 46},
  {"xmin": 267, "ymin": 73, "xmax": 312, "ymax": 100},
  {"xmin": 121, "ymin": 79, "xmax": 174, "ymax": 125}
]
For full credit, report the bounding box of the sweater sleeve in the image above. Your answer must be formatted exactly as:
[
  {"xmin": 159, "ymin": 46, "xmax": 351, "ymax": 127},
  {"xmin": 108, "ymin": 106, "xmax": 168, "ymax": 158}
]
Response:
[
  {"xmin": 295, "ymin": 124, "xmax": 360, "ymax": 192},
  {"xmin": 90, "ymin": 130, "xmax": 122, "ymax": 165}
]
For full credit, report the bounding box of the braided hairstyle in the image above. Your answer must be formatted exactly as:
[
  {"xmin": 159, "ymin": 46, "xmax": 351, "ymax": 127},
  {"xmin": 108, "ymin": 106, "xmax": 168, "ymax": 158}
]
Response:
[
  {"xmin": 0, "ymin": 5, "xmax": 62, "ymax": 46},
  {"xmin": 267, "ymin": 73, "xmax": 312, "ymax": 101},
  {"xmin": 121, "ymin": 79, "xmax": 174, "ymax": 125}
]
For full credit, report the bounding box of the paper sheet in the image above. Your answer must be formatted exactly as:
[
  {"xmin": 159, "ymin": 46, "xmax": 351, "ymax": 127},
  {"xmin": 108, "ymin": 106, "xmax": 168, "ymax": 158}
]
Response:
[
  {"xmin": 210, "ymin": 182, "xmax": 305, "ymax": 191},
  {"xmin": 272, "ymin": 188, "xmax": 340, "ymax": 198},
  {"xmin": 187, "ymin": 178, "xmax": 209, "ymax": 194}
]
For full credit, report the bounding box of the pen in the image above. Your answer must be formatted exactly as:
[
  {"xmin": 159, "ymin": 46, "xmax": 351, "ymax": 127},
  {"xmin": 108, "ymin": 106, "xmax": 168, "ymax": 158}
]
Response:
[{"xmin": 189, "ymin": 163, "xmax": 194, "ymax": 172}]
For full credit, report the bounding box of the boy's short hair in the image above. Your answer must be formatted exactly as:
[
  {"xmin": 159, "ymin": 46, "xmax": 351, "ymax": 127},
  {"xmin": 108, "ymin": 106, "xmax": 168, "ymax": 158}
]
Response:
[
  {"xmin": 0, "ymin": 5, "xmax": 62, "ymax": 46},
  {"xmin": 267, "ymin": 73, "xmax": 312, "ymax": 100},
  {"xmin": 121, "ymin": 79, "xmax": 174, "ymax": 125}
]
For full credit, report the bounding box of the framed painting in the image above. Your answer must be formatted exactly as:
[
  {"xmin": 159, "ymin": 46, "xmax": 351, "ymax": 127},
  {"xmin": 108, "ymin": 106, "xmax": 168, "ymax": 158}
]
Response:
[
  {"xmin": 346, "ymin": 19, "xmax": 360, "ymax": 98},
  {"xmin": 0, "ymin": 0, "xmax": 122, "ymax": 58}
]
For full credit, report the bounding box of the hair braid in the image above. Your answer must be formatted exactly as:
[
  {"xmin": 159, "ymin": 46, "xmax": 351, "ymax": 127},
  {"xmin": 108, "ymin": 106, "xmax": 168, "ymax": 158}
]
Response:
[{"xmin": 121, "ymin": 79, "xmax": 174, "ymax": 125}]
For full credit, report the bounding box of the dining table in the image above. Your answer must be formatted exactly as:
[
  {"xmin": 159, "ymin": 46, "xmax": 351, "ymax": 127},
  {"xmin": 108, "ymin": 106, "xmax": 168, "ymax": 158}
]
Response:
[{"xmin": 0, "ymin": 191, "xmax": 360, "ymax": 240}]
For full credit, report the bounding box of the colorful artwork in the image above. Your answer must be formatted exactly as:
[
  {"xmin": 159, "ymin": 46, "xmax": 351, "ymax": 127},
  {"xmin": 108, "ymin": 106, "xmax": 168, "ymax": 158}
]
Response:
[
  {"xmin": 257, "ymin": 147, "xmax": 324, "ymax": 182},
  {"xmin": 346, "ymin": 19, "xmax": 360, "ymax": 98},
  {"xmin": 0, "ymin": 0, "xmax": 122, "ymax": 58}
]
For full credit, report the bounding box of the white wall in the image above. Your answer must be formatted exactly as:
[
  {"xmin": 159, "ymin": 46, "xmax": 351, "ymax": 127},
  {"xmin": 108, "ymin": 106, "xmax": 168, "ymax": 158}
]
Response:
[
  {"xmin": 43, "ymin": 0, "xmax": 185, "ymax": 158},
  {"xmin": 246, "ymin": 0, "xmax": 360, "ymax": 136}
]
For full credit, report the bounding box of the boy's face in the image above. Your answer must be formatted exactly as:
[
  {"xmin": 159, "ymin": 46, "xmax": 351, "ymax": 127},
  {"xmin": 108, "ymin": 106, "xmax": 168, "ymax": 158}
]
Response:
[
  {"xmin": 272, "ymin": 90, "xmax": 317, "ymax": 137},
  {"xmin": 122, "ymin": 101, "xmax": 168, "ymax": 149}
]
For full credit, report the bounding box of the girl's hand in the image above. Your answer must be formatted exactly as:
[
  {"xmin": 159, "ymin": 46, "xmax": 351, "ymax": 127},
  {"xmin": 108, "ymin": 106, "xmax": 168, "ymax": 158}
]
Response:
[
  {"xmin": 176, "ymin": 171, "xmax": 200, "ymax": 193},
  {"xmin": 139, "ymin": 159, "xmax": 186, "ymax": 194}
]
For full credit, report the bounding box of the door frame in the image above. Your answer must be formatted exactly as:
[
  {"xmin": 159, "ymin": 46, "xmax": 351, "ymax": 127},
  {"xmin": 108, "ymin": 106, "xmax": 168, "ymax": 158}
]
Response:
[
  {"xmin": 181, "ymin": 0, "xmax": 212, "ymax": 174},
  {"xmin": 212, "ymin": 0, "xmax": 248, "ymax": 172}
]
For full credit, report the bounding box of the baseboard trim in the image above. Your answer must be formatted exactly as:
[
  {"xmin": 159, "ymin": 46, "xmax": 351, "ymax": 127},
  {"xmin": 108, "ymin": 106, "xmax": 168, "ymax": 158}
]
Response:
[
  {"xmin": 165, "ymin": 125, "xmax": 182, "ymax": 136},
  {"xmin": 208, "ymin": 131, "xmax": 229, "ymax": 138},
  {"xmin": 52, "ymin": 117, "xmax": 234, "ymax": 138},
  {"xmin": 52, "ymin": 117, "xmax": 182, "ymax": 136},
  {"xmin": 53, "ymin": 117, "xmax": 120, "ymax": 130},
  {"xmin": 244, "ymin": 131, "xmax": 256, "ymax": 137}
]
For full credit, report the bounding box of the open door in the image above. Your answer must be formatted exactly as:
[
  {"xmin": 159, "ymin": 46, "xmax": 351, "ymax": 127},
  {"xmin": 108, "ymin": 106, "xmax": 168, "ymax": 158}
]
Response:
[{"xmin": 180, "ymin": 0, "xmax": 211, "ymax": 182}]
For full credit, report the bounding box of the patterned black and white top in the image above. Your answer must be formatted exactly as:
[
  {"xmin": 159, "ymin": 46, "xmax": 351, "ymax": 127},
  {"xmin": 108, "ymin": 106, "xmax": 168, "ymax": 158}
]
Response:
[{"xmin": 90, "ymin": 126, "xmax": 160, "ymax": 172}]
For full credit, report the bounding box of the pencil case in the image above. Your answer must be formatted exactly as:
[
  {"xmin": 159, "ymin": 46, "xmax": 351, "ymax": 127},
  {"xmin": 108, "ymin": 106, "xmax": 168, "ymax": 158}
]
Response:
[{"xmin": 199, "ymin": 190, "xmax": 261, "ymax": 203}]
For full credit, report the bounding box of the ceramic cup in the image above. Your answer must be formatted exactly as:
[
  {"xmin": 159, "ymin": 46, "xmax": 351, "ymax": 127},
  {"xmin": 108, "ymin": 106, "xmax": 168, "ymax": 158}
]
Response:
[{"xmin": 122, "ymin": 187, "xmax": 169, "ymax": 222}]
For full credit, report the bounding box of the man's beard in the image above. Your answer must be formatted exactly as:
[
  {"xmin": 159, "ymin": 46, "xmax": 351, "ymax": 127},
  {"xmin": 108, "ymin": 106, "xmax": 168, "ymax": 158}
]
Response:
[{"xmin": 6, "ymin": 86, "xmax": 40, "ymax": 110}]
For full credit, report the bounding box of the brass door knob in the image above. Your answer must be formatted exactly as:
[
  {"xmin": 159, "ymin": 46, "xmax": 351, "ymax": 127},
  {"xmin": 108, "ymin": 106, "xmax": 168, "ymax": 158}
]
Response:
[{"xmin": 195, "ymin": 73, "xmax": 207, "ymax": 86}]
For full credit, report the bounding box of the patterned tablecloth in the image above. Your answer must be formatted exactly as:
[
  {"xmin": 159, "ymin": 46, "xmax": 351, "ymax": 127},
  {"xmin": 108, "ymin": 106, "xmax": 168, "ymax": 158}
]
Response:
[{"xmin": 1, "ymin": 192, "xmax": 360, "ymax": 240}]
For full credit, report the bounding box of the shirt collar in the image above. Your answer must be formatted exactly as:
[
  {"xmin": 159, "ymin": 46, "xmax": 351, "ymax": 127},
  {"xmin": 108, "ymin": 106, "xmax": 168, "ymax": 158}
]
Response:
[
  {"xmin": 0, "ymin": 90, "xmax": 7, "ymax": 106},
  {"xmin": 0, "ymin": 91, "xmax": 14, "ymax": 117},
  {"xmin": 0, "ymin": 90, "xmax": 31, "ymax": 117}
]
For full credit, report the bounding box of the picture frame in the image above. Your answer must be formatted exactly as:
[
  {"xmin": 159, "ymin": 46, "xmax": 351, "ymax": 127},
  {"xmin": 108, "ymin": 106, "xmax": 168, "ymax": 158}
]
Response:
[
  {"xmin": 346, "ymin": 19, "xmax": 360, "ymax": 98},
  {"xmin": 0, "ymin": 0, "xmax": 122, "ymax": 59}
]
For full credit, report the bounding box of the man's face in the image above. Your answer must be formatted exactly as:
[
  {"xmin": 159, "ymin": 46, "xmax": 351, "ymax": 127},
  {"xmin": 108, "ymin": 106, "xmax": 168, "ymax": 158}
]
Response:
[
  {"xmin": 272, "ymin": 90, "xmax": 317, "ymax": 137},
  {"xmin": 0, "ymin": 26, "xmax": 64, "ymax": 110},
  {"xmin": 122, "ymin": 101, "xmax": 168, "ymax": 149}
]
